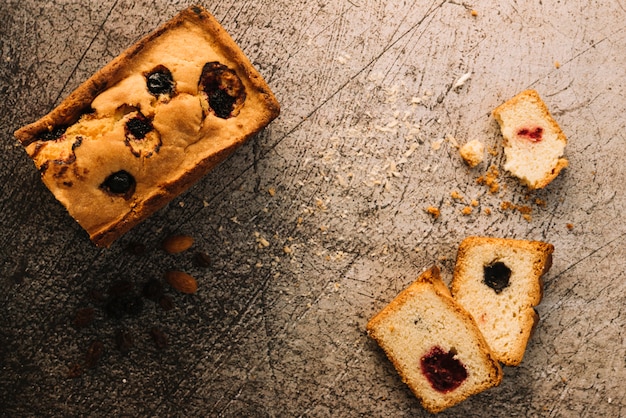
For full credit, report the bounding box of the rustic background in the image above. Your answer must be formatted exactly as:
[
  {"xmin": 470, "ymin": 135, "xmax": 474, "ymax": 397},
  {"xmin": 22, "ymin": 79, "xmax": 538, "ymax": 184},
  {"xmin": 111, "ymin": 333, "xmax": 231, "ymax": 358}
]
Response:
[{"xmin": 1, "ymin": 0, "xmax": 625, "ymax": 416}]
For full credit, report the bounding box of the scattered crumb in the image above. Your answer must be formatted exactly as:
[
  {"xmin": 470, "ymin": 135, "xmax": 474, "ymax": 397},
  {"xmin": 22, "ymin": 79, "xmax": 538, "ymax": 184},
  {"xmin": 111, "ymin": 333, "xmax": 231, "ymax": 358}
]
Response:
[
  {"xmin": 535, "ymin": 198, "xmax": 546, "ymax": 207},
  {"xmin": 426, "ymin": 206, "xmax": 441, "ymax": 219},
  {"xmin": 471, "ymin": 9, "xmax": 478, "ymax": 16},
  {"xmin": 319, "ymin": 225, "xmax": 328, "ymax": 232},
  {"xmin": 522, "ymin": 214, "xmax": 532, "ymax": 222},
  {"xmin": 453, "ymin": 72, "xmax": 472, "ymax": 89},
  {"xmin": 283, "ymin": 246, "xmax": 292, "ymax": 254},
  {"xmin": 459, "ymin": 139, "xmax": 485, "ymax": 167},
  {"xmin": 451, "ymin": 191, "xmax": 464, "ymax": 201},
  {"xmin": 554, "ymin": 61, "xmax": 561, "ymax": 69},
  {"xmin": 268, "ymin": 187, "xmax": 276, "ymax": 197},
  {"xmin": 566, "ymin": 223, "xmax": 574, "ymax": 230},
  {"xmin": 470, "ymin": 199, "xmax": 479, "ymax": 207},
  {"xmin": 501, "ymin": 201, "xmax": 533, "ymax": 219},
  {"xmin": 487, "ymin": 146, "xmax": 498, "ymax": 157},
  {"xmin": 483, "ymin": 208, "xmax": 492, "ymax": 215},
  {"xmin": 461, "ymin": 206, "xmax": 472, "ymax": 215},
  {"xmin": 476, "ymin": 165, "xmax": 500, "ymax": 193}
]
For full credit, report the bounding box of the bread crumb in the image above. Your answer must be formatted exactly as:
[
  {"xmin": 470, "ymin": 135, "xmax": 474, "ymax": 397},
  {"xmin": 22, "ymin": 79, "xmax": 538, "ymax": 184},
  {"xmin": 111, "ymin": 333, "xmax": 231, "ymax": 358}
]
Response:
[
  {"xmin": 470, "ymin": 199, "xmax": 479, "ymax": 207},
  {"xmin": 566, "ymin": 223, "xmax": 574, "ymax": 230},
  {"xmin": 471, "ymin": 9, "xmax": 478, "ymax": 16},
  {"xmin": 554, "ymin": 61, "xmax": 561, "ymax": 69},
  {"xmin": 426, "ymin": 206, "xmax": 440, "ymax": 219},
  {"xmin": 461, "ymin": 206, "xmax": 472, "ymax": 215},
  {"xmin": 268, "ymin": 187, "xmax": 276, "ymax": 196},
  {"xmin": 459, "ymin": 139, "xmax": 484, "ymax": 168}
]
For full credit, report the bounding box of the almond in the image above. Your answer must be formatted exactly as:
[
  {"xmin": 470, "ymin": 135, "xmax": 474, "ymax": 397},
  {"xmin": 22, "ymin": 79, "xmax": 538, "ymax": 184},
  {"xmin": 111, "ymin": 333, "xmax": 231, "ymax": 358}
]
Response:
[
  {"xmin": 162, "ymin": 234, "xmax": 194, "ymax": 254},
  {"xmin": 165, "ymin": 271, "xmax": 198, "ymax": 294}
]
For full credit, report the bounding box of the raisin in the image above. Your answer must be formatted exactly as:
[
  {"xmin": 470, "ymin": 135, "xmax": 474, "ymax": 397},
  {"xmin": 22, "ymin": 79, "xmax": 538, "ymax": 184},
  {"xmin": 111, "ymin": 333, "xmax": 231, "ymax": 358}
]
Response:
[
  {"xmin": 115, "ymin": 329, "xmax": 134, "ymax": 355},
  {"xmin": 39, "ymin": 125, "xmax": 67, "ymax": 141},
  {"xmin": 101, "ymin": 170, "xmax": 135, "ymax": 195},
  {"xmin": 420, "ymin": 346, "xmax": 468, "ymax": 393},
  {"xmin": 108, "ymin": 280, "xmax": 134, "ymax": 297},
  {"xmin": 150, "ymin": 327, "xmax": 168, "ymax": 349},
  {"xmin": 142, "ymin": 278, "xmax": 164, "ymax": 302},
  {"xmin": 199, "ymin": 61, "xmax": 246, "ymax": 119},
  {"xmin": 194, "ymin": 252, "xmax": 211, "ymax": 268},
  {"xmin": 84, "ymin": 340, "xmax": 104, "ymax": 369},
  {"xmin": 159, "ymin": 295, "xmax": 175, "ymax": 311},
  {"xmin": 125, "ymin": 115, "xmax": 153, "ymax": 139},
  {"xmin": 483, "ymin": 261, "xmax": 511, "ymax": 294},
  {"xmin": 105, "ymin": 295, "xmax": 144, "ymax": 320},
  {"xmin": 146, "ymin": 65, "xmax": 174, "ymax": 96},
  {"xmin": 73, "ymin": 307, "xmax": 96, "ymax": 328},
  {"xmin": 126, "ymin": 241, "xmax": 147, "ymax": 256}
]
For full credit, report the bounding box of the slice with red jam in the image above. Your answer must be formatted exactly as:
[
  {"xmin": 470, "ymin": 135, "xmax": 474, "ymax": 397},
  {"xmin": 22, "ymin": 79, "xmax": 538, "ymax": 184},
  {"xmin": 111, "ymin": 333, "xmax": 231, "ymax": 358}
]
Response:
[{"xmin": 420, "ymin": 346, "xmax": 468, "ymax": 393}]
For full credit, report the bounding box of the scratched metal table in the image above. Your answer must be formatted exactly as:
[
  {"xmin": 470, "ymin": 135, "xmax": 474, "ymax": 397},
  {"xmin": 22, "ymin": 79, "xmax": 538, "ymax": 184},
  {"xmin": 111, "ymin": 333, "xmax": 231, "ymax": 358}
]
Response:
[{"xmin": 1, "ymin": 1, "xmax": 625, "ymax": 416}]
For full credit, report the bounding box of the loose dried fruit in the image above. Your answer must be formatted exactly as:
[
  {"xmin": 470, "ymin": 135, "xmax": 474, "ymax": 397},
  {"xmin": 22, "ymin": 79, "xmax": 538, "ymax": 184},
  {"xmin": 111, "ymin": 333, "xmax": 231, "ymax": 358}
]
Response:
[
  {"xmin": 142, "ymin": 278, "xmax": 164, "ymax": 302},
  {"xmin": 150, "ymin": 327, "xmax": 168, "ymax": 349},
  {"xmin": 73, "ymin": 307, "xmax": 96, "ymax": 328},
  {"xmin": 165, "ymin": 271, "xmax": 198, "ymax": 294},
  {"xmin": 115, "ymin": 329, "xmax": 134, "ymax": 355},
  {"xmin": 84, "ymin": 340, "xmax": 104, "ymax": 369},
  {"xmin": 194, "ymin": 251, "xmax": 211, "ymax": 267},
  {"xmin": 162, "ymin": 234, "xmax": 194, "ymax": 254}
]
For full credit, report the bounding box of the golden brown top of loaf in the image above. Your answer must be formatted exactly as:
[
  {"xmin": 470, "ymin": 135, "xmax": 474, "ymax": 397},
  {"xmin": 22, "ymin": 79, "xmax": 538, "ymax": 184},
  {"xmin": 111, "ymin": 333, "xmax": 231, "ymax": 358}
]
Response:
[{"xmin": 14, "ymin": 6, "xmax": 280, "ymax": 247}]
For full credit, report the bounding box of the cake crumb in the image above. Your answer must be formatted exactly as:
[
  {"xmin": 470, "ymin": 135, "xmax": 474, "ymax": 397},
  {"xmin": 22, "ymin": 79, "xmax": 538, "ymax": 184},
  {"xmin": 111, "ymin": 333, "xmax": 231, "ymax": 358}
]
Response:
[
  {"xmin": 470, "ymin": 199, "xmax": 479, "ymax": 207},
  {"xmin": 268, "ymin": 187, "xmax": 276, "ymax": 196},
  {"xmin": 426, "ymin": 206, "xmax": 440, "ymax": 219},
  {"xmin": 535, "ymin": 198, "xmax": 546, "ymax": 207},
  {"xmin": 459, "ymin": 139, "xmax": 484, "ymax": 168},
  {"xmin": 554, "ymin": 61, "xmax": 561, "ymax": 69},
  {"xmin": 451, "ymin": 191, "xmax": 464, "ymax": 201},
  {"xmin": 461, "ymin": 206, "xmax": 472, "ymax": 215},
  {"xmin": 483, "ymin": 208, "xmax": 492, "ymax": 215},
  {"xmin": 471, "ymin": 9, "xmax": 478, "ymax": 16},
  {"xmin": 566, "ymin": 223, "xmax": 574, "ymax": 230},
  {"xmin": 476, "ymin": 165, "xmax": 500, "ymax": 193}
]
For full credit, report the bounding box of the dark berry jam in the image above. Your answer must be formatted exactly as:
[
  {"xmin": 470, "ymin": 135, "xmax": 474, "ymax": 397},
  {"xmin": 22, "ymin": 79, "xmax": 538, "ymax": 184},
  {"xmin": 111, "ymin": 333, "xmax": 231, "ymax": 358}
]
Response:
[
  {"xmin": 101, "ymin": 170, "xmax": 135, "ymax": 195},
  {"xmin": 517, "ymin": 126, "xmax": 543, "ymax": 142},
  {"xmin": 420, "ymin": 346, "xmax": 468, "ymax": 393},
  {"xmin": 146, "ymin": 65, "xmax": 174, "ymax": 96},
  {"xmin": 483, "ymin": 261, "xmax": 511, "ymax": 294},
  {"xmin": 125, "ymin": 115, "xmax": 153, "ymax": 139},
  {"xmin": 199, "ymin": 61, "xmax": 246, "ymax": 119}
]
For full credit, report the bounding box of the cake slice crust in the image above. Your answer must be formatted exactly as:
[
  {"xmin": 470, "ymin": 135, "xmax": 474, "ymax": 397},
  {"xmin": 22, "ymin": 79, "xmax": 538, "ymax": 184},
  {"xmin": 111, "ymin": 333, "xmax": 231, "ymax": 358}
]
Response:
[
  {"xmin": 367, "ymin": 266, "xmax": 503, "ymax": 414},
  {"xmin": 451, "ymin": 236, "xmax": 553, "ymax": 366},
  {"xmin": 493, "ymin": 89, "xmax": 568, "ymax": 189}
]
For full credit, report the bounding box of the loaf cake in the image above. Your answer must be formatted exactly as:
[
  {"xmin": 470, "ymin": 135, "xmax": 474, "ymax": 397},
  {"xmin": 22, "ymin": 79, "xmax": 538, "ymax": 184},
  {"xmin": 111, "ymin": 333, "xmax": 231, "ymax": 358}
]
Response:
[
  {"xmin": 492, "ymin": 89, "xmax": 568, "ymax": 189},
  {"xmin": 367, "ymin": 266, "xmax": 503, "ymax": 413},
  {"xmin": 14, "ymin": 5, "xmax": 280, "ymax": 247},
  {"xmin": 451, "ymin": 237, "xmax": 553, "ymax": 366}
]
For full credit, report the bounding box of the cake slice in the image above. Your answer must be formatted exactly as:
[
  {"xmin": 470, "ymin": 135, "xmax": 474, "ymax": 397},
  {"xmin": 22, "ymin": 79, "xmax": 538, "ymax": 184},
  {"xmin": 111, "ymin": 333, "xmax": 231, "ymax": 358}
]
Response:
[
  {"xmin": 451, "ymin": 237, "xmax": 553, "ymax": 366},
  {"xmin": 367, "ymin": 266, "xmax": 503, "ymax": 414},
  {"xmin": 14, "ymin": 6, "xmax": 280, "ymax": 247},
  {"xmin": 492, "ymin": 89, "xmax": 568, "ymax": 189}
]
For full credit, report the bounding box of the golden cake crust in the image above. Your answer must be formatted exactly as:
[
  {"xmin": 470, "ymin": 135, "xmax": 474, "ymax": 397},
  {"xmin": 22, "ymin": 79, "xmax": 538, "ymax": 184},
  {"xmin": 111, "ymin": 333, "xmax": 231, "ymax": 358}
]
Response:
[{"xmin": 14, "ymin": 6, "xmax": 280, "ymax": 246}]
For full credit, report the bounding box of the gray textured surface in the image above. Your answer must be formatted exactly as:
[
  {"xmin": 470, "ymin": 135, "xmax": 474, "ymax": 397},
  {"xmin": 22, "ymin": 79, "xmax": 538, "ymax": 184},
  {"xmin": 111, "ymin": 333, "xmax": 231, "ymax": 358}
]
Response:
[{"xmin": 1, "ymin": 1, "xmax": 625, "ymax": 416}]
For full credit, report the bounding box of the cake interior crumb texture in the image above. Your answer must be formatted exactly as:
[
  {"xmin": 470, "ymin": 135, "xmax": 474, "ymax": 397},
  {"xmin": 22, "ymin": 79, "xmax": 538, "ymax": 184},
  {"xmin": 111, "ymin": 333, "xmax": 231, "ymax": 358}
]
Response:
[
  {"xmin": 14, "ymin": 5, "xmax": 280, "ymax": 247},
  {"xmin": 451, "ymin": 237, "xmax": 553, "ymax": 366},
  {"xmin": 493, "ymin": 89, "xmax": 567, "ymax": 189},
  {"xmin": 367, "ymin": 266, "xmax": 502, "ymax": 414}
]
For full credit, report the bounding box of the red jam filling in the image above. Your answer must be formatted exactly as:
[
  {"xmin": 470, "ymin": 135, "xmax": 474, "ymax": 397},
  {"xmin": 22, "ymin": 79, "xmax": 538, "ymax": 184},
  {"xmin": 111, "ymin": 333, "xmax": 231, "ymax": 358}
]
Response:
[
  {"xmin": 420, "ymin": 346, "xmax": 468, "ymax": 393},
  {"xmin": 516, "ymin": 126, "xmax": 543, "ymax": 142}
]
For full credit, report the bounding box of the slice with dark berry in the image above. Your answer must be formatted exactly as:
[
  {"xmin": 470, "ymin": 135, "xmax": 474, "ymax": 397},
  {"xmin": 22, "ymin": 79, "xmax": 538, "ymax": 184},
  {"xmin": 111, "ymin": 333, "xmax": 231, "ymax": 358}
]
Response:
[{"xmin": 198, "ymin": 61, "xmax": 246, "ymax": 119}]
